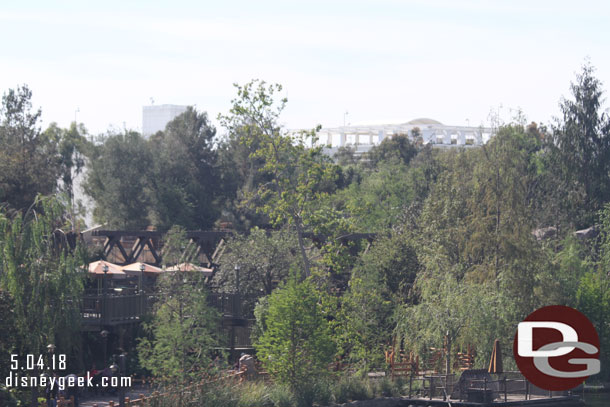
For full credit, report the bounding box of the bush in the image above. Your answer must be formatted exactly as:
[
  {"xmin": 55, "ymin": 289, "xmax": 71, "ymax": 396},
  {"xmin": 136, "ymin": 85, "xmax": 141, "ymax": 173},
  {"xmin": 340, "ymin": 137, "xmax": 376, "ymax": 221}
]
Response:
[
  {"xmin": 254, "ymin": 274, "xmax": 336, "ymax": 389},
  {"xmin": 238, "ymin": 382, "xmax": 273, "ymax": 407},
  {"xmin": 332, "ymin": 376, "xmax": 373, "ymax": 404},
  {"xmin": 268, "ymin": 384, "xmax": 295, "ymax": 407},
  {"xmin": 296, "ymin": 379, "xmax": 332, "ymax": 407},
  {"xmin": 373, "ymin": 377, "xmax": 403, "ymax": 397},
  {"xmin": 0, "ymin": 386, "xmax": 18, "ymax": 407}
]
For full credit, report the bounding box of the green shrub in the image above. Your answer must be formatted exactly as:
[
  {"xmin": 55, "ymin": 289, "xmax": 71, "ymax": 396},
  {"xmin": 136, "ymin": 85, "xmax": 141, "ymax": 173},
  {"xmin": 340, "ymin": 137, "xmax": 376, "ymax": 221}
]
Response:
[
  {"xmin": 238, "ymin": 382, "xmax": 273, "ymax": 407},
  {"xmin": 197, "ymin": 382, "xmax": 240, "ymax": 407},
  {"xmin": 332, "ymin": 376, "xmax": 373, "ymax": 404},
  {"xmin": 295, "ymin": 379, "xmax": 332, "ymax": 407},
  {"xmin": 268, "ymin": 384, "xmax": 295, "ymax": 407}
]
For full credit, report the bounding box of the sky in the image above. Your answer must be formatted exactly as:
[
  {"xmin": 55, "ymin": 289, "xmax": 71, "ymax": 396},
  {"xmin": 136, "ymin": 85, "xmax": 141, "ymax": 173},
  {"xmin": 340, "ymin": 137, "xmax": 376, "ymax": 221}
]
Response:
[{"xmin": 1, "ymin": 0, "xmax": 609, "ymax": 136}]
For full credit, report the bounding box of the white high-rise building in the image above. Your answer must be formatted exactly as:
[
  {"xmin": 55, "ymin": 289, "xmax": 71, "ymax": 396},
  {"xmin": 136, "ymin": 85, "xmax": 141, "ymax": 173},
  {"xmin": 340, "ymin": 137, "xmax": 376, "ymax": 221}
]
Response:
[{"xmin": 142, "ymin": 104, "xmax": 188, "ymax": 137}]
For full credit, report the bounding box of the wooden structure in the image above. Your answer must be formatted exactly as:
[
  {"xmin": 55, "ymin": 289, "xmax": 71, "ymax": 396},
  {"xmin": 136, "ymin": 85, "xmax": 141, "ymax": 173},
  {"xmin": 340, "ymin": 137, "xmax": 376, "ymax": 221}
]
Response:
[
  {"xmin": 456, "ymin": 345, "xmax": 476, "ymax": 371},
  {"xmin": 79, "ymin": 229, "xmax": 379, "ymax": 362},
  {"xmin": 82, "ymin": 229, "xmax": 231, "ymax": 267},
  {"xmin": 82, "ymin": 229, "xmax": 378, "ymax": 267}
]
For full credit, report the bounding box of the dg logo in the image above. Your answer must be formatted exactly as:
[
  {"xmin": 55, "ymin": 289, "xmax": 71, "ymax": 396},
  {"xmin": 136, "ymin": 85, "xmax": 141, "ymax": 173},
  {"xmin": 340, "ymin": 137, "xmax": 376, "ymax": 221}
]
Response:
[{"xmin": 513, "ymin": 305, "xmax": 600, "ymax": 391}]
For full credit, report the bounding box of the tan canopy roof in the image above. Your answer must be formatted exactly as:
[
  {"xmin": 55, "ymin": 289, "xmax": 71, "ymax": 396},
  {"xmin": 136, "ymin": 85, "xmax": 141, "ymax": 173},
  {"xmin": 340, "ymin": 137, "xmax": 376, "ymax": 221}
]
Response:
[
  {"xmin": 88, "ymin": 260, "xmax": 127, "ymax": 279},
  {"xmin": 121, "ymin": 262, "xmax": 163, "ymax": 275},
  {"xmin": 166, "ymin": 262, "xmax": 214, "ymax": 276}
]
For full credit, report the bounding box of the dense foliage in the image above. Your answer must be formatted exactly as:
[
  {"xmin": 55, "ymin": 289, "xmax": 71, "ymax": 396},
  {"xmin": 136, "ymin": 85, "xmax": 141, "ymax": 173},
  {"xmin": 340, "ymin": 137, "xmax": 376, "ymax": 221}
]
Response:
[
  {"xmin": 137, "ymin": 226, "xmax": 221, "ymax": 384},
  {"xmin": 1, "ymin": 62, "xmax": 610, "ymax": 404},
  {"xmin": 254, "ymin": 273, "xmax": 336, "ymax": 390}
]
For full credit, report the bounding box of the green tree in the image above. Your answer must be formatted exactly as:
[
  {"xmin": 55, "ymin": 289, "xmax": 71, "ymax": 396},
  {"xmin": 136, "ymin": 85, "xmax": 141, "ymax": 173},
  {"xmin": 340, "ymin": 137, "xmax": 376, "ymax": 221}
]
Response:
[
  {"xmin": 216, "ymin": 114, "xmax": 272, "ymax": 232},
  {"xmin": 396, "ymin": 267, "xmax": 502, "ymax": 374},
  {"xmin": 0, "ymin": 195, "xmax": 86, "ymax": 406},
  {"xmin": 365, "ymin": 133, "xmax": 418, "ymax": 168},
  {"xmin": 576, "ymin": 270, "xmax": 609, "ymax": 380},
  {"xmin": 138, "ymin": 226, "xmax": 220, "ymax": 384},
  {"xmin": 147, "ymin": 107, "xmax": 221, "ymax": 230},
  {"xmin": 575, "ymin": 203, "xmax": 610, "ymax": 380},
  {"xmin": 219, "ymin": 80, "xmax": 342, "ymax": 278},
  {"xmin": 549, "ymin": 62, "xmax": 610, "ymax": 227},
  {"xmin": 43, "ymin": 122, "xmax": 91, "ymax": 228},
  {"xmin": 212, "ymin": 227, "xmax": 298, "ymax": 314},
  {"xmin": 254, "ymin": 273, "xmax": 335, "ymax": 391},
  {"xmin": 336, "ymin": 265, "xmax": 394, "ymax": 370},
  {"xmin": 84, "ymin": 130, "xmax": 152, "ymax": 229},
  {"xmin": 536, "ymin": 236, "xmax": 591, "ymax": 307},
  {"xmin": 0, "ymin": 86, "xmax": 60, "ymax": 212},
  {"xmin": 0, "ymin": 290, "xmax": 16, "ymax": 382},
  {"xmin": 418, "ymin": 125, "xmax": 543, "ymax": 311}
]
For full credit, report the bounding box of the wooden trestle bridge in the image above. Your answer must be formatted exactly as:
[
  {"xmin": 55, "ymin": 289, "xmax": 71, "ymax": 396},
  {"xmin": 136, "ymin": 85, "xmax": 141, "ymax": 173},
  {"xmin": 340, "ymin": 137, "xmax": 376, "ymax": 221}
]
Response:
[{"xmin": 78, "ymin": 228, "xmax": 377, "ymax": 358}]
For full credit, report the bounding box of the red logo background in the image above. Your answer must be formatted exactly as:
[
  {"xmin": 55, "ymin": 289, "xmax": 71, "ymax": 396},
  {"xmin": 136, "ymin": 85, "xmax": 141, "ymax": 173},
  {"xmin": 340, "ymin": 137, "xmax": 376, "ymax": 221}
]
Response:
[{"xmin": 513, "ymin": 305, "xmax": 600, "ymax": 391}]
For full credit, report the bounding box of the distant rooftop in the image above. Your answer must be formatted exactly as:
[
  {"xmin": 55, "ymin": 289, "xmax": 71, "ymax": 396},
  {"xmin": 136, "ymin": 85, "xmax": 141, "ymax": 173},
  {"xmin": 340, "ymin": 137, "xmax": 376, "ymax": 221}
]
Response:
[{"xmin": 406, "ymin": 118, "xmax": 443, "ymax": 125}]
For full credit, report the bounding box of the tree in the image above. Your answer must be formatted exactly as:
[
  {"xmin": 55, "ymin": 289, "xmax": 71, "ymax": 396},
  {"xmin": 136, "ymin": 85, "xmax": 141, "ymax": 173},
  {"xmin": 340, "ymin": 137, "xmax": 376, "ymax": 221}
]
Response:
[
  {"xmin": 336, "ymin": 265, "xmax": 394, "ymax": 370},
  {"xmin": 43, "ymin": 122, "xmax": 91, "ymax": 228},
  {"xmin": 212, "ymin": 227, "xmax": 298, "ymax": 314},
  {"xmin": 0, "ymin": 86, "xmax": 60, "ymax": 212},
  {"xmin": 216, "ymin": 113, "xmax": 272, "ymax": 232},
  {"xmin": 396, "ymin": 267, "xmax": 503, "ymax": 374},
  {"xmin": 219, "ymin": 80, "xmax": 342, "ymax": 278},
  {"xmin": 147, "ymin": 107, "xmax": 221, "ymax": 230},
  {"xmin": 0, "ymin": 290, "xmax": 16, "ymax": 382},
  {"xmin": 254, "ymin": 273, "xmax": 335, "ymax": 390},
  {"xmin": 85, "ymin": 108, "xmax": 223, "ymax": 231},
  {"xmin": 0, "ymin": 195, "xmax": 86, "ymax": 407},
  {"xmin": 138, "ymin": 226, "xmax": 220, "ymax": 384},
  {"xmin": 84, "ymin": 131, "xmax": 152, "ymax": 229},
  {"xmin": 549, "ymin": 62, "xmax": 610, "ymax": 227},
  {"xmin": 418, "ymin": 125, "xmax": 543, "ymax": 309},
  {"xmin": 365, "ymin": 133, "xmax": 418, "ymax": 168},
  {"xmin": 575, "ymin": 203, "xmax": 610, "ymax": 380},
  {"xmin": 338, "ymin": 161, "xmax": 417, "ymax": 231}
]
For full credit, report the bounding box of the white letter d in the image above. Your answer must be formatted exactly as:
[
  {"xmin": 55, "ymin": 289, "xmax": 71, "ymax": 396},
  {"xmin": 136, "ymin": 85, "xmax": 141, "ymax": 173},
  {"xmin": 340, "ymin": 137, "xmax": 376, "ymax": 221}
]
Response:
[{"xmin": 518, "ymin": 322, "xmax": 577, "ymax": 357}]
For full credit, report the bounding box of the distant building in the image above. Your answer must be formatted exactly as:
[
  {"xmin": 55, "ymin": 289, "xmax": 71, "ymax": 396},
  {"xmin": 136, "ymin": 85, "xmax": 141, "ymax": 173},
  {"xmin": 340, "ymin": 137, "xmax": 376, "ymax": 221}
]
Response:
[
  {"xmin": 288, "ymin": 118, "xmax": 495, "ymax": 157},
  {"xmin": 142, "ymin": 104, "xmax": 188, "ymax": 137}
]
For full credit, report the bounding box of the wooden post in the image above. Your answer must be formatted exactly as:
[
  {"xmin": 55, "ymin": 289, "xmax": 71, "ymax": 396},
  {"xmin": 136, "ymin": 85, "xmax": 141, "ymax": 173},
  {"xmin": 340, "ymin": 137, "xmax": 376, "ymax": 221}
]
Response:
[
  {"xmin": 429, "ymin": 376, "xmax": 433, "ymax": 400},
  {"xmin": 484, "ymin": 378, "xmax": 487, "ymax": 403},
  {"xmin": 504, "ymin": 377, "xmax": 507, "ymax": 402},
  {"xmin": 408, "ymin": 372, "xmax": 413, "ymax": 398}
]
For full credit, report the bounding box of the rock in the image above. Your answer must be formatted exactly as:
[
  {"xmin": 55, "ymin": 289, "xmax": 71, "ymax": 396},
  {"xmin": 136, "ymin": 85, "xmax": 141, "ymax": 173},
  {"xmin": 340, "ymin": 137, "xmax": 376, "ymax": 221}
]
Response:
[
  {"xmin": 574, "ymin": 226, "xmax": 599, "ymax": 240},
  {"xmin": 532, "ymin": 226, "xmax": 557, "ymax": 240},
  {"xmin": 238, "ymin": 354, "xmax": 256, "ymax": 380}
]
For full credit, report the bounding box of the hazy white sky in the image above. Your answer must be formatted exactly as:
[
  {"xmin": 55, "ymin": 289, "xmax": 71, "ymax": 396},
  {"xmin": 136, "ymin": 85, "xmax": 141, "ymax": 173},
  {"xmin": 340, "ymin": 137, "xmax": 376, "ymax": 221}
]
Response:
[{"xmin": 1, "ymin": 0, "xmax": 609, "ymax": 135}]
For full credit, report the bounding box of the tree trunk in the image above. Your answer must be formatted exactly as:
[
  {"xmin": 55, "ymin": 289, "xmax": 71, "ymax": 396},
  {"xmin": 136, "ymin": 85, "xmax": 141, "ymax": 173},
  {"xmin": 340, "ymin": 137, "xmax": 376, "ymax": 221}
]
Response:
[{"xmin": 294, "ymin": 219, "xmax": 311, "ymax": 278}]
